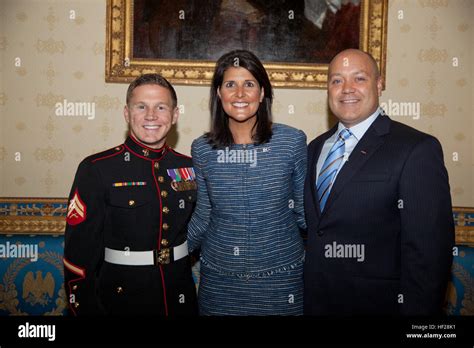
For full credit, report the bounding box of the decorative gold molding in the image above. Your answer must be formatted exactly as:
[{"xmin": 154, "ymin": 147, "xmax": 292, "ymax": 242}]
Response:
[
  {"xmin": 0, "ymin": 217, "xmax": 66, "ymax": 235},
  {"xmin": 1, "ymin": 198, "xmax": 472, "ymax": 245},
  {"xmin": 105, "ymin": 0, "xmax": 388, "ymax": 89},
  {"xmin": 453, "ymin": 207, "xmax": 474, "ymax": 246},
  {"xmin": 0, "ymin": 198, "xmax": 67, "ymax": 235}
]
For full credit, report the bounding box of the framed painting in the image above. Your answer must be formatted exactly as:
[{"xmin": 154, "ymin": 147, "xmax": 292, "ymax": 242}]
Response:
[{"xmin": 106, "ymin": 0, "xmax": 388, "ymax": 88}]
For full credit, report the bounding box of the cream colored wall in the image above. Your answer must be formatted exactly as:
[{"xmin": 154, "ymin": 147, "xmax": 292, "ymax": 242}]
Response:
[{"xmin": 0, "ymin": 0, "xmax": 472, "ymax": 206}]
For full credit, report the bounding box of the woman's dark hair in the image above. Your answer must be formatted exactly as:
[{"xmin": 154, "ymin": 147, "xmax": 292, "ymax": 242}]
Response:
[{"xmin": 206, "ymin": 50, "xmax": 273, "ymax": 148}]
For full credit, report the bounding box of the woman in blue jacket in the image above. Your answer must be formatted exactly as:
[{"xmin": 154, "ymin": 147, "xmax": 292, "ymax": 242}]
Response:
[{"xmin": 188, "ymin": 49, "xmax": 307, "ymax": 315}]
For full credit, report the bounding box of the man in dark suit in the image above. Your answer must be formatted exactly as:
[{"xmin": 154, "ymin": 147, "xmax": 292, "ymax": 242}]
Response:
[{"xmin": 303, "ymin": 49, "xmax": 454, "ymax": 315}]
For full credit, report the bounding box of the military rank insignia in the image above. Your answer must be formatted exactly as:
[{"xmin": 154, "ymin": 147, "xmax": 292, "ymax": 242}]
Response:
[
  {"xmin": 166, "ymin": 167, "xmax": 197, "ymax": 191},
  {"xmin": 66, "ymin": 189, "xmax": 86, "ymax": 225}
]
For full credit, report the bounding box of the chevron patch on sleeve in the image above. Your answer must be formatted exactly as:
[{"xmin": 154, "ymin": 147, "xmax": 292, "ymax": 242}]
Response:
[{"xmin": 66, "ymin": 189, "xmax": 87, "ymax": 226}]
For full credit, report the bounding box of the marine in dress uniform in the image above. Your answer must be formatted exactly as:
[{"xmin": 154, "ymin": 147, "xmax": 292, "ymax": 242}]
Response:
[{"xmin": 63, "ymin": 74, "xmax": 198, "ymax": 316}]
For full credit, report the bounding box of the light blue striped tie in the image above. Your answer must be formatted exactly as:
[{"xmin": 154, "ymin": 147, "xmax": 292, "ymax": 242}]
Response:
[{"xmin": 316, "ymin": 128, "xmax": 352, "ymax": 211}]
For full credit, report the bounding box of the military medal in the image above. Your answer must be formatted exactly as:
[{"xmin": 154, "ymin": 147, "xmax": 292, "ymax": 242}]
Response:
[{"xmin": 166, "ymin": 168, "xmax": 197, "ymax": 191}]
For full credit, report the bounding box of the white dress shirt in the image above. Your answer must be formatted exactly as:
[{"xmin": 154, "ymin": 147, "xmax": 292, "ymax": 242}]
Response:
[{"xmin": 316, "ymin": 107, "xmax": 383, "ymax": 183}]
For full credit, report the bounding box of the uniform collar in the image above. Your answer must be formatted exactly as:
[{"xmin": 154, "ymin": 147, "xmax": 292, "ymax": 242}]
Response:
[{"xmin": 124, "ymin": 135, "xmax": 168, "ymax": 161}]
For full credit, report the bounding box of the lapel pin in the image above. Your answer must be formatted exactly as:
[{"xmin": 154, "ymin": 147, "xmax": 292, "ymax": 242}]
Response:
[{"xmin": 361, "ymin": 150, "xmax": 367, "ymax": 155}]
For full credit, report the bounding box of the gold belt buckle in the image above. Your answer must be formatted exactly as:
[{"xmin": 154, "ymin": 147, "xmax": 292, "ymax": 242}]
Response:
[{"xmin": 155, "ymin": 248, "xmax": 170, "ymax": 265}]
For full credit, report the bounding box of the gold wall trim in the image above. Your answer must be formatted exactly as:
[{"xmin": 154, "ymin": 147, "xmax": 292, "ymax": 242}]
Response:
[
  {"xmin": 453, "ymin": 206, "xmax": 474, "ymax": 246},
  {"xmin": 1, "ymin": 198, "xmax": 472, "ymax": 245},
  {"xmin": 0, "ymin": 198, "xmax": 67, "ymax": 235}
]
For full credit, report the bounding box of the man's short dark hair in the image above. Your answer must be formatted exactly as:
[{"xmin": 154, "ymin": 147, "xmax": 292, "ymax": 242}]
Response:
[{"xmin": 126, "ymin": 74, "xmax": 177, "ymax": 108}]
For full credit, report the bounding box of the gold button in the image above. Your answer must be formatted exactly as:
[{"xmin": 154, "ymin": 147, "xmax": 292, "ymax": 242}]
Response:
[
  {"xmin": 72, "ymin": 285, "xmax": 78, "ymax": 290},
  {"xmin": 129, "ymin": 200, "xmax": 135, "ymax": 206},
  {"xmin": 162, "ymin": 206, "xmax": 169, "ymax": 214},
  {"xmin": 161, "ymin": 190, "xmax": 168, "ymax": 198},
  {"xmin": 161, "ymin": 239, "xmax": 169, "ymax": 247},
  {"xmin": 154, "ymin": 162, "xmax": 159, "ymax": 169},
  {"xmin": 74, "ymin": 302, "xmax": 80, "ymax": 308},
  {"xmin": 158, "ymin": 176, "xmax": 164, "ymax": 183},
  {"xmin": 162, "ymin": 223, "xmax": 169, "ymax": 230},
  {"xmin": 116, "ymin": 286, "xmax": 123, "ymax": 294}
]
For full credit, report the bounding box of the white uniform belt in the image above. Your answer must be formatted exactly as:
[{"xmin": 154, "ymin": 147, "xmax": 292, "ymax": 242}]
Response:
[{"xmin": 104, "ymin": 241, "xmax": 188, "ymax": 266}]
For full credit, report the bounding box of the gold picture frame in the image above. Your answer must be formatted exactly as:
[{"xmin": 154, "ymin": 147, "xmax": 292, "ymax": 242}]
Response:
[{"xmin": 105, "ymin": 0, "xmax": 388, "ymax": 89}]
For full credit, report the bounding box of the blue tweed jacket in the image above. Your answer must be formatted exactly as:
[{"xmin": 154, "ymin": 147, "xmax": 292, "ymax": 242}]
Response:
[{"xmin": 188, "ymin": 123, "xmax": 307, "ymax": 277}]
